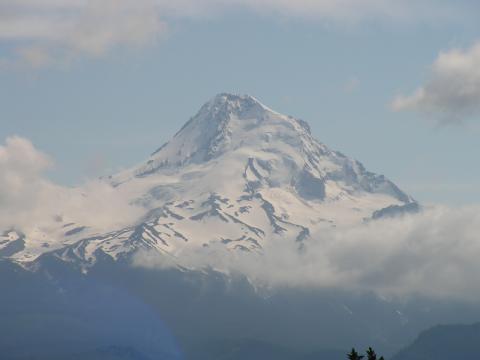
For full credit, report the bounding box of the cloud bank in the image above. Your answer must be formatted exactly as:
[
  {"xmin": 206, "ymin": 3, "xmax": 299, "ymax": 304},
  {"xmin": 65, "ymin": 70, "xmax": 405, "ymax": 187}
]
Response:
[
  {"xmin": 392, "ymin": 42, "xmax": 480, "ymax": 125},
  {"xmin": 136, "ymin": 205, "xmax": 480, "ymax": 301},
  {"xmin": 0, "ymin": 0, "xmax": 468, "ymax": 68}
]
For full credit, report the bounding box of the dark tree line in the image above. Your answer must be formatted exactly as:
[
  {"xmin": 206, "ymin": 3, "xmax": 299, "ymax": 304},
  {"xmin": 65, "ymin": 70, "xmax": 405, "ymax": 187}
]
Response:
[{"xmin": 348, "ymin": 347, "xmax": 385, "ymax": 360}]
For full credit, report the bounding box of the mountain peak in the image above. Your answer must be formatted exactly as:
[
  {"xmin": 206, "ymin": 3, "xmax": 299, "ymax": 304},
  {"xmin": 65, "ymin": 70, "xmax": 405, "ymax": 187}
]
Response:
[
  {"xmin": 124, "ymin": 93, "xmax": 412, "ymax": 207},
  {"xmin": 200, "ymin": 93, "xmax": 274, "ymax": 119},
  {"xmin": 142, "ymin": 93, "xmax": 289, "ymax": 173},
  {"xmin": 209, "ymin": 93, "xmax": 264, "ymax": 107}
]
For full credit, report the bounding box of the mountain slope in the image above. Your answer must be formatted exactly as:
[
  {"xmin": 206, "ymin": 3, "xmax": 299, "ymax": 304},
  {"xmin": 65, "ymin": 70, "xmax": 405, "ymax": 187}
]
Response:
[
  {"xmin": 1, "ymin": 93, "xmax": 417, "ymax": 266},
  {"xmin": 393, "ymin": 323, "xmax": 480, "ymax": 360}
]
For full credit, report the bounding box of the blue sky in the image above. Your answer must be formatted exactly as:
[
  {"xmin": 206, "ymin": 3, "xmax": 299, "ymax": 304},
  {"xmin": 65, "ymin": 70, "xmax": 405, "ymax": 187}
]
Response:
[{"xmin": 1, "ymin": 0, "xmax": 480, "ymax": 205}]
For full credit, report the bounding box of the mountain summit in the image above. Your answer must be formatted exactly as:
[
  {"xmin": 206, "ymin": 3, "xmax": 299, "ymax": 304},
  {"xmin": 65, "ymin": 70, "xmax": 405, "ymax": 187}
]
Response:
[
  {"xmin": 1, "ymin": 93, "xmax": 417, "ymax": 265},
  {"xmin": 142, "ymin": 93, "xmax": 279, "ymax": 172}
]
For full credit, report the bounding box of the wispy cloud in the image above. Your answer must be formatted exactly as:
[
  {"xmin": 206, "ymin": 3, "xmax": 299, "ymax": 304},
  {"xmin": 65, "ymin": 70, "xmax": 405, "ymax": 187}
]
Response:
[
  {"xmin": 392, "ymin": 42, "xmax": 480, "ymax": 125},
  {"xmin": 226, "ymin": 0, "xmax": 463, "ymax": 22},
  {"xmin": 0, "ymin": 0, "xmax": 471, "ymax": 68}
]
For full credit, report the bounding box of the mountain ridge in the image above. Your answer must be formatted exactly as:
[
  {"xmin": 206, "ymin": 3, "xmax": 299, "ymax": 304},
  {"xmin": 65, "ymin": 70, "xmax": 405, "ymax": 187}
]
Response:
[{"xmin": 0, "ymin": 93, "xmax": 417, "ymax": 267}]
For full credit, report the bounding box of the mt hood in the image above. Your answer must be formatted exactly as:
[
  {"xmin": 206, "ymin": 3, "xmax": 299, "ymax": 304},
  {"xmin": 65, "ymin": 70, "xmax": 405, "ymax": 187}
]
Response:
[{"xmin": 1, "ymin": 93, "xmax": 417, "ymax": 266}]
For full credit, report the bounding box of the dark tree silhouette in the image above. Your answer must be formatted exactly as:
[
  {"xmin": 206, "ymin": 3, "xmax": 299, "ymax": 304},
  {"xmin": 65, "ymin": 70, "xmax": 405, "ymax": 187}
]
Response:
[
  {"xmin": 366, "ymin": 347, "xmax": 377, "ymax": 360},
  {"xmin": 348, "ymin": 348, "xmax": 365, "ymax": 360},
  {"xmin": 347, "ymin": 347, "xmax": 386, "ymax": 360}
]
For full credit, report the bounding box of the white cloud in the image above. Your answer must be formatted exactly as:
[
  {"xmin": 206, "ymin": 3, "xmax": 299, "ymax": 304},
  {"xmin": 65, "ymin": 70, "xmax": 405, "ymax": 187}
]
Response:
[
  {"xmin": 392, "ymin": 42, "xmax": 480, "ymax": 124},
  {"xmin": 0, "ymin": 0, "xmax": 470, "ymax": 68},
  {"xmin": 135, "ymin": 205, "xmax": 480, "ymax": 301},
  {"xmin": 0, "ymin": 136, "xmax": 55, "ymax": 227},
  {"xmin": 0, "ymin": 136, "xmax": 143, "ymax": 234},
  {"xmin": 0, "ymin": 0, "xmax": 166, "ymax": 68}
]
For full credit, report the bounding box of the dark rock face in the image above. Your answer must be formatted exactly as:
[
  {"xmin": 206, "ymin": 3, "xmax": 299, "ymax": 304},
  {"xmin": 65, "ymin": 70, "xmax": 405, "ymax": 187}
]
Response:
[
  {"xmin": 0, "ymin": 231, "xmax": 25, "ymax": 257},
  {"xmin": 372, "ymin": 202, "xmax": 420, "ymax": 220},
  {"xmin": 295, "ymin": 170, "xmax": 326, "ymax": 200}
]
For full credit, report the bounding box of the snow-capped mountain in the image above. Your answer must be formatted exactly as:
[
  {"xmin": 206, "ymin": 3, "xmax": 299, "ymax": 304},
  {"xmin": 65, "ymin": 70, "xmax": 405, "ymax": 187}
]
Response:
[{"xmin": 0, "ymin": 93, "xmax": 417, "ymax": 266}]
